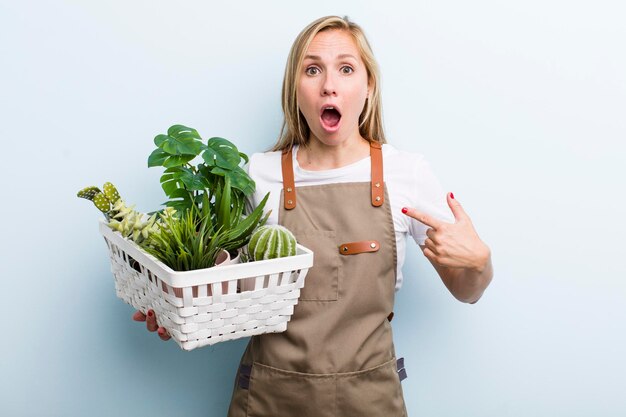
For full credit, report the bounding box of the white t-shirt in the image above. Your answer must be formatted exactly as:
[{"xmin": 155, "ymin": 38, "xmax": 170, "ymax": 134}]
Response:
[{"xmin": 245, "ymin": 143, "xmax": 455, "ymax": 291}]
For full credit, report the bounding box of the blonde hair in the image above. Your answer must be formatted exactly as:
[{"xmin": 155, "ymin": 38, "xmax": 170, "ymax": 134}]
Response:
[{"xmin": 271, "ymin": 15, "xmax": 385, "ymax": 152}]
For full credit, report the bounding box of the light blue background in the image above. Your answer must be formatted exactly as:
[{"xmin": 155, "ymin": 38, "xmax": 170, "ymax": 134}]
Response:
[{"xmin": 2, "ymin": 1, "xmax": 625, "ymax": 416}]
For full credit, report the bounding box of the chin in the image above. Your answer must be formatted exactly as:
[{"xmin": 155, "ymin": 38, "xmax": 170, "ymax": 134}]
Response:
[{"xmin": 310, "ymin": 131, "xmax": 347, "ymax": 146}]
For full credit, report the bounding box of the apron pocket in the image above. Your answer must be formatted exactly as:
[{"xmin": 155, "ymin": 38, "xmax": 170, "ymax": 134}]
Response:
[
  {"xmin": 337, "ymin": 357, "xmax": 407, "ymax": 417},
  {"xmin": 292, "ymin": 229, "xmax": 339, "ymax": 301},
  {"xmin": 247, "ymin": 362, "xmax": 336, "ymax": 417}
]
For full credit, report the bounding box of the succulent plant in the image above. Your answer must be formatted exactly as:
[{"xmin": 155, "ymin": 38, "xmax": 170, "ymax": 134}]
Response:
[
  {"xmin": 108, "ymin": 201, "xmax": 157, "ymax": 245},
  {"xmin": 248, "ymin": 225, "xmax": 297, "ymax": 261},
  {"xmin": 78, "ymin": 182, "xmax": 171, "ymax": 246}
]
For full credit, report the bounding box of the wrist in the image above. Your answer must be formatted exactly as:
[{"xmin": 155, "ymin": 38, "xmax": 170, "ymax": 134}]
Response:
[{"xmin": 471, "ymin": 244, "xmax": 491, "ymax": 274}]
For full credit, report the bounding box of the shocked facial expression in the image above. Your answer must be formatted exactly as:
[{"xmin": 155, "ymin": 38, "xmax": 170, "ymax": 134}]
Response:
[{"xmin": 297, "ymin": 29, "xmax": 371, "ymax": 145}]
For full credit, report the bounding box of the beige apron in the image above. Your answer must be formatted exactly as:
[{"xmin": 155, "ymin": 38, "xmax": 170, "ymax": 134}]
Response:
[{"xmin": 228, "ymin": 142, "xmax": 408, "ymax": 417}]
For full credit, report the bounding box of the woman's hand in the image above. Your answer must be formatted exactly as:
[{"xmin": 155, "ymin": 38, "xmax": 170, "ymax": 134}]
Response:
[
  {"xmin": 403, "ymin": 192, "xmax": 492, "ymax": 303},
  {"xmin": 132, "ymin": 310, "xmax": 171, "ymax": 341},
  {"xmin": 402, "ymin": 192, "xmax": 490, "ymax": 272}
]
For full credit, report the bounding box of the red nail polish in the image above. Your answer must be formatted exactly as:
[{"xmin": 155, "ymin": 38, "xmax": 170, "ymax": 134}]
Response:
[
  {"xmin": 401, "ymin": 207, "xmax": 408, "ymax": 214},
  {"xmin": 450, "ymin": 192, "xmax": 455, "ymax": 199},
  {"xmin": 147, "ymin": 310, "xmax": 153, "ymax": 317},
  {"xmin": 157, "ymin": 328, "xmax": 164, "ymax": 336}
]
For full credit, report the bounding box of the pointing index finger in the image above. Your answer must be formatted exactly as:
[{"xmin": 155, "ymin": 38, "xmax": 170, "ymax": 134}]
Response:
[{"xmin": 402, "ymin": 207, "xmax": 444, "ymax": 230}]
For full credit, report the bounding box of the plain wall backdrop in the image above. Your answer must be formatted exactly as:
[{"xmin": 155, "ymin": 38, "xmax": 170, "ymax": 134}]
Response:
[{"xmin": 1, "ymin": 1, "xmax": 625, "ymax": 416}]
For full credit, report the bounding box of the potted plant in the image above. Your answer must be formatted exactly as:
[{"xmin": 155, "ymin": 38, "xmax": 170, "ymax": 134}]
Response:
[
  {"xmin": 145, "ymin": 125, "xmax": 270, "ymax": 266},
  {"xmin": 78, "ymin": 124, "xmax": 313, "ymax": 350}
]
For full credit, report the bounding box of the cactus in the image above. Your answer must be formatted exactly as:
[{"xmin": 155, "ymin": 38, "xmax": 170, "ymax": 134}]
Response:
[
  {"xmin": 77, "ymin": 183, "xmax": 121, "ymax": 219},
  {"xmin": 248, "ymin": 225, "xmax": 297, "ymax": 261},
  {"xmin": 102, "ymin": 182, "xmax": 120, "ymax": 204},
  {"xmin": 77, "ymin": 186, "xmax": 101, "ymax": 200},
  {"xmin": 78, "ymin": 182, "xmax": 173, "ymax": 246},
  {"xmin": 92, "ymin": 192, "xmax": 111, "ymax": 213}
]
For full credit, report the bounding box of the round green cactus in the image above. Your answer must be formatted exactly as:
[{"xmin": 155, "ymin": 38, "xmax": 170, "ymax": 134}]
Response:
[{"xmin": 248, "ymin": 225, "xmax": 297, "ymax": 261}]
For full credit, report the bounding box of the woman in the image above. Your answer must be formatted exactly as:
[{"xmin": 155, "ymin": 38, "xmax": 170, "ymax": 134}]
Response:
[{"xmin": 137, "ymin": 15, "xmax": 493, "ymax": 416}]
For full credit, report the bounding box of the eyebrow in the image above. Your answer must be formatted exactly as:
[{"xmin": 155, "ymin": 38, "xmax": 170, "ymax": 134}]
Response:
[{"xmin": 303, "ymin": 54, "xmax": 358, "ymax": 61}]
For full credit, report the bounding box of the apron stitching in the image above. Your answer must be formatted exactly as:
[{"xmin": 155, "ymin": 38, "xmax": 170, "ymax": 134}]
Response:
[{"xmin": 251, "ymin": 357, "xmax": 398, "ymax": 378}]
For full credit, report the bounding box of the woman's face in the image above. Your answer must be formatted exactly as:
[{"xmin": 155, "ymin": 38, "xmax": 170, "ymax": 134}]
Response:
[{"xmin": 297, "ymin": 29, "xmax": 371, "ymax": 146}]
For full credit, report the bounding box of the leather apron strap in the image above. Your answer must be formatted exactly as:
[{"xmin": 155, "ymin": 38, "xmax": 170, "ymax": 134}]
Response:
[{"xmin": 281, "ymin": 142, "xmax": 384, "ymax": 210}]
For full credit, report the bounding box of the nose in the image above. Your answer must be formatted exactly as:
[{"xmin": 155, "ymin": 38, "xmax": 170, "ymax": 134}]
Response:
[{"xmin": 321, "ymin": 73, "xmax": 337, "ymax": 96}]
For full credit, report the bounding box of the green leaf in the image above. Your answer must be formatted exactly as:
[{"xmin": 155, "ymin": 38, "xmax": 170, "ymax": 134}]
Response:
[
  {"xmin": 162, "ymin": 154, "xmax": 196, "ymax": 168},
  {"xmin": 200, "ymin": 193, "xmax": 214, "ymax": 234},
  {"xmin": 163, "ymin": 195, "xmax": 191, "ymax": 218},
  {"xmin": 223, "ymin": 192, "xmax": 269, "ymax": 244},
  {"xmin": 154, "ymin": 125, "xmax": 205, "ymax": 156},
  {"xmin": 217, "ymin": 176, "xmax": 231, "ymax": 232},
  {"xmin": 160, "ymin": 172, "xmax": 181, "ymax": 197},
  {"xmin": 178, "ymin": 167, "xmax": 206, "ymax": 191},
  {"xmin": 209, "ymin": 165, "xmax": 255, "ymax": 196},
  {"xmin": 202, "ymin": 137, "xmax": 242, "ymax": 169},
  {"xmin": 148, "ymin": 148, "xmax": 169, "ymax": 167},
  {"xmin": 154, "ymin": 134, "xmax": 168, "ymax": 147},
  {"xmin": 167, "ymin": 124, "xmax": 201, "ymax": 140},
  {"xmin": 229, "ymin": 166, "xmax": 256, "ymax": 195}
]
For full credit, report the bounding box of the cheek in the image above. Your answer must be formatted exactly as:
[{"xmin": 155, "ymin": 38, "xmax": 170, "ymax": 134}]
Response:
[
  {"xmin": 296, "ymin": 84, "xmax": 316, "ymax": 114},
  {"xmin": 348, "ymin": 87, "xmax": 369, "ymax": 115}
]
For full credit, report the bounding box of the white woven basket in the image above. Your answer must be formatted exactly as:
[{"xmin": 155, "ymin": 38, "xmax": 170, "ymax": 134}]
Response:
[{"xmin": 99, "ymin": 220, "xmax": 313, "ymax": 351}]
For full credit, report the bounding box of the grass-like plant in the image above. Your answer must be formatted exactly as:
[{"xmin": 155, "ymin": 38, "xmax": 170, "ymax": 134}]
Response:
[{"xmin": 143, "ymin": 206, "xmax": 224, "ymax": 271}]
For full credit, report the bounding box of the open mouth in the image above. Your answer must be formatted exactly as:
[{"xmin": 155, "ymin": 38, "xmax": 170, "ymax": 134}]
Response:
[{"xmin": 320, "ymin": 106, "xmax": 342, "ymax": 131}]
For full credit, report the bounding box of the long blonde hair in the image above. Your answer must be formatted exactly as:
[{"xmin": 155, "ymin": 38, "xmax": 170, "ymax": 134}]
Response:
[{"xmin": 272, "ymin": 16, "xmax": 385, "ymax": 152}]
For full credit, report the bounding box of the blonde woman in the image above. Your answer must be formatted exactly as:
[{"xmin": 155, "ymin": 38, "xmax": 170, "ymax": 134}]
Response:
[{"xmin": 138, "ymin": 15, "xmax": 493, "ymax": 416}]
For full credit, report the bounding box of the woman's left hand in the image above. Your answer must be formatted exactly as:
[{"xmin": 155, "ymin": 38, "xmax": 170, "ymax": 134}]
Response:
[{"xmin": 402, "ymin": 193, "xmax": 490, "ymax": 271}]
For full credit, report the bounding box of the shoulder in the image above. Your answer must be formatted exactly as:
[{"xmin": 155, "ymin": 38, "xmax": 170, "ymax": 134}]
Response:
[
  {"xmin": 382, "ymin": 143, "xmax": 426, "ymax": 163},
  {"xmin": 247, "ymin": 150, "xmax": 283, "ymax": 184},
  {"xmin": 381, "ymin": 143, "xmax": 427, "ymax": 178}
]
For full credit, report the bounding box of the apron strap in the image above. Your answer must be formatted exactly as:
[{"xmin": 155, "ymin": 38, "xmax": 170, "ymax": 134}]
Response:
[
  {"xmin": 370, "ymin": 142, "xmax": 384, "ymax": 207},
  {"xmin": 281, "ymin": 149, "xmax": 297, "ymax": 210},
  {"xmin": 281, "ymin": 141, "xmax": 385, "ymax": 210}
]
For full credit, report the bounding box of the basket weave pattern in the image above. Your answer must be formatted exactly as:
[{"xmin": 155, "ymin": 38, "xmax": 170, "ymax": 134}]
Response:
[{"xmin": 100, "ymin": 221, "xmax": 312, "ymax": 351}]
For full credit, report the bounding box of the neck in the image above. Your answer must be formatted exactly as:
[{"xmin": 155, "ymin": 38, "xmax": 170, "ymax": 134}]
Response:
[{"xmin": 298, "ymin": 134, "xmax": 371, "ymax": 171}]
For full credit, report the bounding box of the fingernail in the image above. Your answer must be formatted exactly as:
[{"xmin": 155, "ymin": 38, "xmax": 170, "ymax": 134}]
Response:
[
  {"xmin": 147, "ymin": 310, "xmax": 153, "ymax": 317},
  {"xmin": 450, "ymin": 192, "xmax": 455, "ymax": 199},
  {"xmin": 157, "ymin": 328, "xmax": 165, "ymax": 336},
  {"xmin": 401, "ymin": 207, "xmax": 408, "ymax": 214}
]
